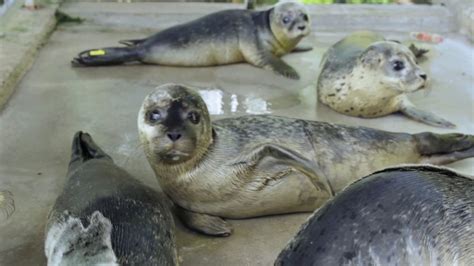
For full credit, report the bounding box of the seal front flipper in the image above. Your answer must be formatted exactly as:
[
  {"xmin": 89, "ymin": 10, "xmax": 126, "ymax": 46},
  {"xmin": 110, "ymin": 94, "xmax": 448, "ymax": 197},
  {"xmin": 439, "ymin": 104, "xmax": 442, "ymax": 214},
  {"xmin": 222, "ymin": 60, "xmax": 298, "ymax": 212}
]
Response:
[
  {"xmin": 0, "ymin": 190, "xmax": 15, "ymax": 221},
  {"xmin": 291, "ymin": 45, "xmax": 313, "ymax": 53},
  {"xmin": 118, "ymin": 38, "xmax": 145, "ymax": 47},
  {"xmin": 399, "ymin": 97, "xmax": 455, "ymax": 128},
  {"xmin": 176, "ymin": 207, "xmax": 232, "ymax": 237},
  {"xmin": 71, "ymin": 47, "xmax": 141, "ymax": 67},
  {"xmin": 263, "ymin": 55, "xmax": 300, "ymax": 80},
  {"xmin": 230, "ymin": 143, "xmax": 334, "ymax": 196}
]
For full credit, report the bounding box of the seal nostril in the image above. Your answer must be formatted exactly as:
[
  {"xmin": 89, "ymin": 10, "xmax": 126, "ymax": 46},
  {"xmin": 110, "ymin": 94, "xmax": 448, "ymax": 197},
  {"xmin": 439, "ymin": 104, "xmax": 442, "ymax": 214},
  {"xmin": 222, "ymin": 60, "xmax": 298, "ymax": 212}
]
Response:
[
  {"xmin": 420, "ymin": 74, "xmax": 427, "ymax": 80},
  {"xmin": 298, "ymin": 25, "xmax": 306, "ymax": 31},
  {"xmin": 167, "ymin": 132, "xmax": 182, "ymax": 141}
]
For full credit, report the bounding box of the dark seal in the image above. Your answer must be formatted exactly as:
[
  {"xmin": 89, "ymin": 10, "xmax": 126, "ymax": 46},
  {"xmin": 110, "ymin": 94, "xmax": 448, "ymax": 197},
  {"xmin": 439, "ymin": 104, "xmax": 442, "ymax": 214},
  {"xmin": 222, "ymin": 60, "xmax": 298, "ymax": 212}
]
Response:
[
  {"xmin": 275, "ymin": 165, "xmax": 473, "ymax": 265},
  {"xmin": 45, "ymin": 132, "xmax": 177, "ymax": 265}
]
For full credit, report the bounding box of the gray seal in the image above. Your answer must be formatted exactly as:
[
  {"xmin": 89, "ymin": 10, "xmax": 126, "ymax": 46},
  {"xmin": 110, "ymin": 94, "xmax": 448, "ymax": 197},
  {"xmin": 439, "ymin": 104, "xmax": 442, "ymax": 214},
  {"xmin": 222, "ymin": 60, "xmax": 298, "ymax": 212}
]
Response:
[
  {"xmin": 275, "ymin": 165, "xmax": 473, "ymax": 265},
  {"xmin": 138, "ymin": 83, "xmax": 474, "ymax": 236},
  {"xmin": 317, "ymin": 31, "xmax": 455, "ymax": 128},
  {"xmin": 45, "ymin": 132, "xmax": 177, "ymax": 266},
  {"xmin": 72, "ymin": 1, "xmax": 312, "ymax": 79}
]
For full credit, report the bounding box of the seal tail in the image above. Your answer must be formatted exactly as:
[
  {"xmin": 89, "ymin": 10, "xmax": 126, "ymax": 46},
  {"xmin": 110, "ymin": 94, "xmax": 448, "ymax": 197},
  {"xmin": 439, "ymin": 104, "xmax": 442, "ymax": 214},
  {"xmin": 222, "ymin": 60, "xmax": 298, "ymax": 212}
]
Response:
[
  {"xmin": 414, "ymin": 132, "xmax": 474, "ymax": 165},
  {"xmin": 71, "ymin": 47, "xmax": 141, "ymax": 67},
  {"xmin": 70, "ymin": 131, "xmax": 111, "ymax": 167}
]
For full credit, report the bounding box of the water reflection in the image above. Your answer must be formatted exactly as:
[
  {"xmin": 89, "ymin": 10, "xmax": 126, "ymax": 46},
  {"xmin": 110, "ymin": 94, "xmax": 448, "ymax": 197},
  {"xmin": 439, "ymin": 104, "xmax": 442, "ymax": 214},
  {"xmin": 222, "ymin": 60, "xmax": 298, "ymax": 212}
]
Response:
[{"xmin": 197, "ymin": 87, "xmax": 271, "ymax": 115}]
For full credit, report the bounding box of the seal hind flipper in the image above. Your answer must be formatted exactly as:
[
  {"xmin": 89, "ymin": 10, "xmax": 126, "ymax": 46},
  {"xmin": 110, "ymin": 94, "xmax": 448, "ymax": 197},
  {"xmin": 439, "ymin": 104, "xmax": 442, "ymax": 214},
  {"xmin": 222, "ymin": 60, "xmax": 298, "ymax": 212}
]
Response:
[
  {"xmin": 176, "ymin": 207, "xmax": 232, "ymax": 237},
  {"xmin": 399, "ymin": 97, "xmax": 455, "ymax": 128},
  {"xmin": 118, "ymin": 38, "xmax": 145, "ymax": 47},
  {"xmin": 0, "ymin": 190, "xmax": 15, "ymax": 221},
  {"xmin": 229, "ymin": 143, "xmax": 334, "ymax": 196},
  {"xmin": 408, "ymin": 43, "xmax": 429, "ymax": 60},
  {"xmin": 71, "ymin": 47, "xmax": 141, "ymax": 67},
  {"xmin": 414, "ymin": 132, "xmax": 474, "ymax": 164},
  {"xmin": 70, "ymin": 131, "xmax": 111, "ymax": 168},
  {"xmin": 45, "ymin": 211, "xmax": 118, "ymax": 265}
]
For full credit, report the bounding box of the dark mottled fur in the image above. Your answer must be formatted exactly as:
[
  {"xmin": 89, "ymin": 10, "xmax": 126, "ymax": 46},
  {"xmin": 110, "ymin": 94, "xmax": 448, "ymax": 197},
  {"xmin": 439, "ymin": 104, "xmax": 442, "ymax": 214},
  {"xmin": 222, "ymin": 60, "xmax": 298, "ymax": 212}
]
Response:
[{"xmin": 275, "ymin": 165, "xmax": 473, "ymax": 265}]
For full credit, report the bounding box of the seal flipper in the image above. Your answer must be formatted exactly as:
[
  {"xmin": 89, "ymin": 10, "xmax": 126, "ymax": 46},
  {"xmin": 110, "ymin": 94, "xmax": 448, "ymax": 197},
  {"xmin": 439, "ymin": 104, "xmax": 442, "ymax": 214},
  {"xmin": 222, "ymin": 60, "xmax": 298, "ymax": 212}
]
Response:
[
  {"xmin": 230, "ymin": 143, "xmax": 335, "ymax": 196},
  {"xmin": 399, "ymin": 97, "xmax": 455, "ymax": 128},
  {"xmin": 176, "ymin": 207, "xmax": 232, "ymax": 237},
  {"xmin": 70, "ymin": 131, "xmax": 112, "ymax": 170},
  {"xmin": 71, "ymin": 47, "xmax": 141, "ymax": 67},
  {"xmin": 414, "ymin": 132, "xmax": 474, "ymax": 164},
  {"xmin": 45, "ymin": 211, "xmax": 118, "ymax": 266},
  {"xmin": 291, "ymin": 45, "xmax": 313, "ymax": 53},
  {"xmin": 408, "ymin": 44, "xmax": 429, "ymax": 60},
  {"xmin": 0, "ymin": 190, "xmax": 15, "ymax": 221},
  {"xmin": 118, "ymin": 38, "xmax": 145, "ymax": 47},
  {"xmin": 262, "ymin": 54, "xmax": 300, "ymax": 80}
]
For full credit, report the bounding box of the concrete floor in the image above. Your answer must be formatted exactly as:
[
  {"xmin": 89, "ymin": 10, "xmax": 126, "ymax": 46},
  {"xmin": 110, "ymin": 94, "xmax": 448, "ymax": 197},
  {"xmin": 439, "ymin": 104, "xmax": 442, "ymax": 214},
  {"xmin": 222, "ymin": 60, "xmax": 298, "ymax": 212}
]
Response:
[{"xmin": 0, "ymin": 5, "xmax": 473, "ymax": 266}]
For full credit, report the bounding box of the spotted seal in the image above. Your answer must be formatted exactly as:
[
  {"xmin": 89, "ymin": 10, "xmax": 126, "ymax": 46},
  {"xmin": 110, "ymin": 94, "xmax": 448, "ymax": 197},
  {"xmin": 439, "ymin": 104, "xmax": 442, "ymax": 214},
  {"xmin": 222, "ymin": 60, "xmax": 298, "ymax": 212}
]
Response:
[
  {"xmin": 275, "ymin": 165, "xmax": 473, "ymax": 265},
  {"xmin": 45, "ymin": 132, "xmax": 177, "ymax": 265},
  {"xmin": 317, "ymin": 31, "xmax": 455, "ymax": 128},
  {"xmin": 72, "ymin": 1, "xmax": 312, "ymax": 79},
  {"xmin": 138, "ymin": 83, "xmax": 474, "ymax": 236}
]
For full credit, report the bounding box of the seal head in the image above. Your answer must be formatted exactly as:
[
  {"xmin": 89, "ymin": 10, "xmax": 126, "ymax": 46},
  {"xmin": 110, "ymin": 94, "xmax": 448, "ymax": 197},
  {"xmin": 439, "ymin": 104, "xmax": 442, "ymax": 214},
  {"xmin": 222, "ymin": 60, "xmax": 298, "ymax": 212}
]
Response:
[
  {"xmin": 270, "ymin": 1, "xmax": 311, "ymax": 53},
  {"xmin": 358, "ymin": 41, "xmax": 427, "ymax": 93},
  {"xmin": 138, "ymin": 84, "xmax": 212, "ymax": 165}
]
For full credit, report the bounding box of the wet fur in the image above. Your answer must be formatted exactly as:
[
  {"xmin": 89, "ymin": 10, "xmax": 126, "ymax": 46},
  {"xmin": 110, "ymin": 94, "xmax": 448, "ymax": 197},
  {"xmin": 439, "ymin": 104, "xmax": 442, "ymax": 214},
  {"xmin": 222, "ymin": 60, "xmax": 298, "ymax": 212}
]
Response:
[
  {"xmin": 138, "ymin": 84, "xmax": 474, "ymax": 235},
  {"xmin": 276, "ymin": 165, "xmax": 473, "ymax": 265}
]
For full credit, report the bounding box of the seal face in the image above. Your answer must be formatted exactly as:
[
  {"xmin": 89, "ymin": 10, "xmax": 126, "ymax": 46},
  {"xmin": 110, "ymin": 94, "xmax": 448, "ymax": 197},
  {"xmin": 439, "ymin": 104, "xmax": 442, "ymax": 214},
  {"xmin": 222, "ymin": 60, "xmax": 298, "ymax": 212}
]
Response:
[
  {"xmin": 138, "ymin": 84, "xmax": 212, "ymax": 165},
  {"xmin": 45, "ymin": 132, "xmax": 177, "ymax": 265},
  {"xmin": 317, "ymin": 31, "xmax": 454, "ymax": 128},
  {"xmin": 138, "ymin": 84, "xmax": 474, "ymax": 236},
  {"xmin": 275, "ymin": 165, "xmax": 474, "ymax": 265},
  {"xmin": 72, "ymin": 1, "xmax": 311, "ymax": 79}
]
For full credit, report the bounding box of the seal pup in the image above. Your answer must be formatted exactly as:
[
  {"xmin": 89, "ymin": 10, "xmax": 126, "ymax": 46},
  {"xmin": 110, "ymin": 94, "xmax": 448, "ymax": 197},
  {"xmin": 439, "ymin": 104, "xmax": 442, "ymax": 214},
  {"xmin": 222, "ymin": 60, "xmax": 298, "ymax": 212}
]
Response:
[
  {"xmin": 138, "ymin": 84, "xmax": 474, "ymax": 236},
  {"xmin": 317, "ymin": 31, "xmax": 455, "ymax": 128},
  {"xmin": 275, "ymin": 165, "xmax": 473, "ymax": 265},
  {"xmin": 71, "ymin": 1, "xmax": 311, "ymax": 80},
  {"xmin": 45, "ymin": 132, "xmax": 177, "ymax": 266},
  {"xmin": 0, "ymin": 190, "xmax": 15, "ymax": 221}
]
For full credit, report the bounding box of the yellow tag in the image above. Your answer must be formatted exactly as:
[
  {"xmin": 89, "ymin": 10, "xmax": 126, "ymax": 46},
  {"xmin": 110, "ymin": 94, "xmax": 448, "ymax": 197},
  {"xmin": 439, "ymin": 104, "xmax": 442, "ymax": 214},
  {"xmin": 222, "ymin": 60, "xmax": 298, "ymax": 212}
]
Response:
[{"xmin": 89, "ymin": 49, "xmax": 106, "ymax": 56}]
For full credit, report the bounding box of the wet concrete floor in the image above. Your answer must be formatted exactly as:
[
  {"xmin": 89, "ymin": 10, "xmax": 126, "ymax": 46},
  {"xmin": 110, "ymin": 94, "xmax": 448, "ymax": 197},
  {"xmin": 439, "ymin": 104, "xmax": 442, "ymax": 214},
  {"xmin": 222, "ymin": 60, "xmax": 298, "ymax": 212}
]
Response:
[{"xmin": 0, "ymin": 18, "xmax": 473, "ymax": 266}]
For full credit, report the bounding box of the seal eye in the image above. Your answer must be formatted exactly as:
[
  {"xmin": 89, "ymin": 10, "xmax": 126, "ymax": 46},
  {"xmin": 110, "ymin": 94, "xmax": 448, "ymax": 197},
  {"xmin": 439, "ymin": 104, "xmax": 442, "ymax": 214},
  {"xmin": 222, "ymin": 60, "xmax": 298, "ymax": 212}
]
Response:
[
  {"xmin": 148, "ymin": 109, "xmax": 161, "ymax": 123},
  {"xmin": 188, "ymin": 111, "xmax": 200, "ymax": 124},
  {"xmin": 282, "ymin": 16, "xmax": 291, "ymax": 24},
  {"xmin": 302, "ymin": 14, "xmax": 309, "ymax": 21},
  {"xmin": 392, "ymin": 60, "xmax": 405, "ymax": 71}
]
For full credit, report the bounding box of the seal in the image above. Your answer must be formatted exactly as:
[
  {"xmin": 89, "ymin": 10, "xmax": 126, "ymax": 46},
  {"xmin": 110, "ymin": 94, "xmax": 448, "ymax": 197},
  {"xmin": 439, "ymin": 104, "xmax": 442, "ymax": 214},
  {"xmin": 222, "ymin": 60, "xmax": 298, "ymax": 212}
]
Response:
[
  {"xmin": 317, "ymin": 31, "xmax": 455, "ymax": 128},
  {"xmin": 71, "ymin": 1, "xmax": 312, "ymax": 79},
  {"xmin": 275, "ymin": 165, "xmax": 474, "ymax": 265},
  {"xmin": 45, "ymin": 132, "xmax": 177, "ymax": 266},
  {"xmin": 0, "ymin": 190, "xmax": 15, "ymax": 221},
  {"xmin": 137, "ymin": 84, "xmax": 474, "ymax": 237}
]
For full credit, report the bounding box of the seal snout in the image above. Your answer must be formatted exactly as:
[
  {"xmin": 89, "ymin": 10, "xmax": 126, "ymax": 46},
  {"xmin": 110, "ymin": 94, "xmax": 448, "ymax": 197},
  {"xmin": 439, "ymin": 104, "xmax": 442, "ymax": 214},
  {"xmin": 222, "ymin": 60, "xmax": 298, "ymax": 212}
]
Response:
[{"xmin": 167, "ymin": 131, "xmax": 182, "ymax": 142}]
